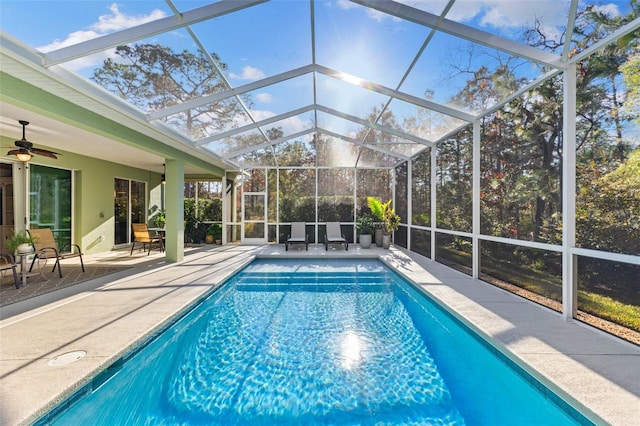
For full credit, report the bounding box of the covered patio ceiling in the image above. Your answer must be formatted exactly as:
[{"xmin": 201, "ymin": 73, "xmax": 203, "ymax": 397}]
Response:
[{"xmin": 1, "ymin": 0, "xmax": 638, "ymax": 172}]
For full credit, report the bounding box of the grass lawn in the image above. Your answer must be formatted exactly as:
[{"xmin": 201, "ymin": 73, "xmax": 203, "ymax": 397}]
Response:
[{"xmin": 437, "ymin": 246, "xmax": 640, "ymax": 339}]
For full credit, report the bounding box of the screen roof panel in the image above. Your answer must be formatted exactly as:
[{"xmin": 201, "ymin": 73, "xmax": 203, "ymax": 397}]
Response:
[
  {"xmin": 315, "ymin": 73, "xmax": 392, "ymax": 121},
  {"xmin": 190, "ymin": 0, "xmax": 312, "ymax": 82},
  {"xmin": 314, "ymin": 0, "xmax": 433, "ymax": 88},
  {"xmin": 1, "ymin": 0, "xmax": 635, "ymax": 171},
  {"xmin": 273, "ymin": 137, "xmax": 317, "ymax": 167}
]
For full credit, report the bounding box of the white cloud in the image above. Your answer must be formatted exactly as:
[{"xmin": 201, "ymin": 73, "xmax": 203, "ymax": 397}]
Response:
[
  {"xmin": 396, "ymin": 0, "xmax": 449, "ymax": 16},
  {"xmin": 34, "ymin": 3, "xmax": 167, "ymax": 72},
  {"xmin": 37, "ymin": 3, "xmax": 166, "ymax": 53},
  {"xmin": 479, "ymin": 1, "xmax": 568, "ymax": 29},
  {"xmin": 93, "ymin": 3, "xmax": 166, "ymax": 32},
  {"xmin": 592, "ymin": 4, "xmax": 621, "ymax": 18},
  {"xmin": 336, "ymin": 0, "xmax": 357, "ymax": 10},
  {"xmin": 273, "ymin": 115, "xmax": 312, "ymax": 135},
  {"xmin": 336, "ymin": 0, "xmax": 399, "ymax": 23},
  {"xmin": 240, "ymin": 109, "xmax": 312, "ymax": 136},
  {"xmin": 444, "ymin": 0, "xmax": 568, "ymax": 34},
  {"xmin": 365, "ymin": 8, "xmax": 388, "ymax": 23},
  {"xmin": 255, "ymin": 93, "xmax": 273, "ymax": 103},
  {"xmin": 38, "ymin": 30, "xmax": 103, "ymax": 52},
  {"xmin": 250, "ymin": 109, "xmax": 276, "ymax": 122},
  {"xmin": 229, "ymin": 65, "xmax": 266, "ymax": 81}
]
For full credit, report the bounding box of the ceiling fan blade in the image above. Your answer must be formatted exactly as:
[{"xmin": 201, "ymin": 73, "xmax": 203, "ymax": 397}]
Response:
[
  {"xmin": 6, "ymin": 149, "xmax": 22, "ymax": 156},
  {"xmin": 31, "ymin": 148, "xmax": 58, "ymax": 159}
]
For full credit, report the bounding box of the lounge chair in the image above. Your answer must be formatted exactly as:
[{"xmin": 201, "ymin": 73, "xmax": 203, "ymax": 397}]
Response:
[
  {"xmin": 130, "ymin": 223, "xmax": 164, "ymax": 255},
  {"xmin": 325, "ymin": 222, "xmax": 348, "ymax": 251},
  {"xmin": 28, "ymin": 228, "xmax": 84, "ymax": 278},
  {"xmin": 286, "ymin": 222, "xmax": 308, "ymax": 251}
]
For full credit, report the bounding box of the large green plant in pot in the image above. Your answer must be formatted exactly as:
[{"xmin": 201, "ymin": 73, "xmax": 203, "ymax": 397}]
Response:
[
  {"xmin": 367, "ymin": 197, "xmax": 401, "ymax": 249},
  {"xmin": 367, "ymin": 197, "xmax": 388, "ymax": 247},
  {"xmin": 356, "ymin": 213, "xmax": 375, "ymax": 249}
]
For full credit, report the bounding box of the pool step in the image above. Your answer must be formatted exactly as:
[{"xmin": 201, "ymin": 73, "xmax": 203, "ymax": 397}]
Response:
[
  {"xmin": 235, "ymin": 271, "xmax": 389, "ymax": 283},
  {"xmin": 234, "ymin": 271, "xmax": 394, "ymax": 292}
]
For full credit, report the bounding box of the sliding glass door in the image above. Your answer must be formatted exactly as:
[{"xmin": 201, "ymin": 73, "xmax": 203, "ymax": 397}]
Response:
[{"xmin": 29, "ymin": 165, "xmax": 72, "ymax": 249}]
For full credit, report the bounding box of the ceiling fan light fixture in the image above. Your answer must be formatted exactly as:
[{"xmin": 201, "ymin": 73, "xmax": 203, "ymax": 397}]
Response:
[{"xmin": 16, "ymin": 150, "xmax": 32, "ymax": 162}]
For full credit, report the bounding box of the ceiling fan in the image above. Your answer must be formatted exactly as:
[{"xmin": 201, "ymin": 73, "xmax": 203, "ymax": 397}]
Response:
[{"xmin": 7, "ymin": 120, "xmax": 59, "ymax": 161}]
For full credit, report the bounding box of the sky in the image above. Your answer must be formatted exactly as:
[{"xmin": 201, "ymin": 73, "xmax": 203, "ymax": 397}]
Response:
[{"xmin": 0, "ymin": 0, "xmax": 634, "ymax": 146}]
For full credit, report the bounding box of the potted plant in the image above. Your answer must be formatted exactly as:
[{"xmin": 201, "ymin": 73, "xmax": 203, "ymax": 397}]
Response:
[
  {"xmin": 154, "ymin": 210, "xmax": 166, "ymax": 228},
  {"xmin": 6, "ymin": 230, "xmax": 37, "ymax": 254},
  {"xmin": 356, "ymin": 213, "xmax": 375, "ymax": 249},
  {"xmin": 206, "ymin": 223, "xmax": 222, "ymax": 245},
  {"xmin": 205, "ymin": 228, "xmax": 214, "ymax": 244},
  {"xmin": 367, "ymin": 197, "xmax": 391, "ymax": 247},
  {"xmin": 383, "ymin": 209, "xmax": 401, "ymax": 249}
]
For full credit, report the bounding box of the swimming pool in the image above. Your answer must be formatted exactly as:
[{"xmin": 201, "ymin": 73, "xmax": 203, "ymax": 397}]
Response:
[{"xmin": 43, "ymin": 258, "xmax": 591, "ymax": 425}]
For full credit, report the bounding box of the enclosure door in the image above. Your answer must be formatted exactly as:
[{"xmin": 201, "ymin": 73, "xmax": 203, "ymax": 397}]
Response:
[
  {"xmin": 242, "ymin": 193, "xmax": 267, "ymax": 244},
  {"xmin": 114, "ymin": 178, "xmax": 146, "ymax": 246}
]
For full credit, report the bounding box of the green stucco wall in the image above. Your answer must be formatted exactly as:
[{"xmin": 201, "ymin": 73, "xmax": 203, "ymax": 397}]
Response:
[
  {"xmin": 0, "ymin": 72, "xmax": 221, "ymax": 255},
  {"xmin": 0, "ymin": 138, "xmax": 164, "ymax": 254}
]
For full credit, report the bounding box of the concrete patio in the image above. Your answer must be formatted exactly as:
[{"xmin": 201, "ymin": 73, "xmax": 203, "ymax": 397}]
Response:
[{"xmin": 0, "ymin": 244, "xmax": 638, "ymax": 425}]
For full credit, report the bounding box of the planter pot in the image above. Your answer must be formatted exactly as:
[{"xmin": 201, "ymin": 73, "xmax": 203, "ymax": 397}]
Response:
[
  {"xmin": 17, "ymin": 243, "xmax": 33, "ymax": 254},
  {"xmin": 382, "ymin": 234, "xmax": 391, "ymax": 249},
  {"xmin": 375, "ymin": 228, "xmax": 384, "ymax": 247},
  {"xmin": 359, "ymin": 234, "xmax": 372, "ymax": 249},
  {"xmin": 205, "ymin": 235, "xmax": 214, "ymax": 244}
]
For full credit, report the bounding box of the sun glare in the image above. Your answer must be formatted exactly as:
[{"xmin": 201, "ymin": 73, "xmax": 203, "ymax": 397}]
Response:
[
  {"xmin": 340, "ymin": 331, "xmax": 366, "ymax": 370},
  {"xmin": 339, "ymin": 72, "xmax": 366, "ymax": 88}
]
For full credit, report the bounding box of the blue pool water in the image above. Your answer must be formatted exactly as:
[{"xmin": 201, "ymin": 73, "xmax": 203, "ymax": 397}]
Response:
[{"xmin": 46, "ymin": 259, "xmax": 590, "ymax": 425}]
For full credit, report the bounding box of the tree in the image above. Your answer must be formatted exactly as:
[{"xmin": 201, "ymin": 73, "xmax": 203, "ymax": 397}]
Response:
[
  {"xmin": 436, "ymin": 127, "xmax": 473, "ymax": 233},
  {"xmin": 620, "ymin": 46, "xmax": 640, "ymax": 123},
  {"xmin": 92, "ymin": 44, "xmax": 249, "ymax": 139},
  {"xmin": 577, "ymin": 148, "xmax": 640, "ymax": 255}
]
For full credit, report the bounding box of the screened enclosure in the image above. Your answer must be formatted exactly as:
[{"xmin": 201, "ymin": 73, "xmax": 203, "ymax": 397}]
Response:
[{"xmin": 1, "ymin": 1, "xmax": 638, "ymax": 342}]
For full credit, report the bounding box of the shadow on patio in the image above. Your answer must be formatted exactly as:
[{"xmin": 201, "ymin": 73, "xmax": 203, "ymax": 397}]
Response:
[{"xmin": 0, "ymin": 246, "xmax": 209, "ymax": 308}]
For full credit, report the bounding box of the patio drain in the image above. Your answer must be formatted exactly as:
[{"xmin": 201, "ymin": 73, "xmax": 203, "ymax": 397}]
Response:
[{"xmin": 48, "ymin": 350, "xmax": 87, "ymax": 367}]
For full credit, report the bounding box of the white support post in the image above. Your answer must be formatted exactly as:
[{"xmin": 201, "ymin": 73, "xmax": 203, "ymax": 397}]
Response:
[
  {"xmin": 563, "ymin": 64, "xmax": 578, "ymax": 320},
  {"xmin": 222, "ymin": 172, "xmax": 229, "ymax": 244},
  {"xmin": 276, "ymin": 169, "xmax": 281, "ymax": 244},
  {"xmin": 315, "ymin": 168, "xmax": 319, "ymax": 245},
  {"xmin": 407, "ymin": 158, "xmax": 413, "ymax": 251},
  {"xmin": 472, "ymin": 120, "xmax": 481, "ymax": 280},
  {"xmin": 430, "ymin": 146, "xmax": 437, "ymax": 260},
  {"xmin": 13, "ymin": 162, "xmax": 28, "ymax": 232},
  {"xmin": 353, "ymin": 168, "xmax": 358, "ymax": 245},
  {"xmin": 391, "ymin": 168, "xmax": 396, "ymax": 245}
]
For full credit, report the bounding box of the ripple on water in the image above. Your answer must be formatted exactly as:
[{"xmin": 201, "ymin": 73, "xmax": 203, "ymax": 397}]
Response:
[{"xmin": 167, "ymin": 284, "xmax": 464, "ymax": 424}]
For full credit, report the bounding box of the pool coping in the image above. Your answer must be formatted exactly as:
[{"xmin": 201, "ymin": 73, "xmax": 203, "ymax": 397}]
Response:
[{"xmin": 1, "ymin": 244, "xmax": 638, "ymax": 425}]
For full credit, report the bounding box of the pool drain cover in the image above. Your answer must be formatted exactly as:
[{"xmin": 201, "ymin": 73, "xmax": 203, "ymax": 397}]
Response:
[{"xmin": 48, "ymin": 351, "xmax": 87, "ymax": 366}]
